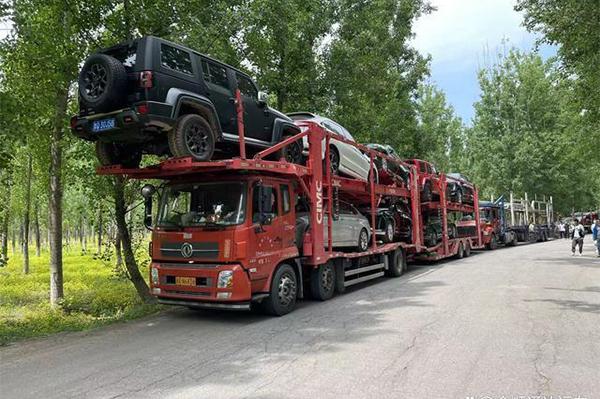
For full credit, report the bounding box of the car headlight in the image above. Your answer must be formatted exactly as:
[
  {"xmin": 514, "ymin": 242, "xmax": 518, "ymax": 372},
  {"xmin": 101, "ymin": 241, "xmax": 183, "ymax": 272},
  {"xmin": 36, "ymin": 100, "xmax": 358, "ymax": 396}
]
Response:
[
  {"xmin": 151, "ymin": 267, "xmax": 159, "ymax": 285},
  {"xmin": 217, "ymin": 270, "xmax": 234, "ymax": 288}
]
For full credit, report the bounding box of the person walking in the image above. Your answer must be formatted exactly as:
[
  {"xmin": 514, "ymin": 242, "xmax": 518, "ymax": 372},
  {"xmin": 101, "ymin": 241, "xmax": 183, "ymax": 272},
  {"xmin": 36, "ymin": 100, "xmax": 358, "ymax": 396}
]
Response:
[
  {"xmin": 571, "ymin": 219, "xmax": 585, "ymax": 256},
  {"xmin": 592, "ymin": 219, "xmax": 600, "ymax": 257},
  {"xmin": 558, "ymin": 221, "xmax": 566, "ymax": 239}
]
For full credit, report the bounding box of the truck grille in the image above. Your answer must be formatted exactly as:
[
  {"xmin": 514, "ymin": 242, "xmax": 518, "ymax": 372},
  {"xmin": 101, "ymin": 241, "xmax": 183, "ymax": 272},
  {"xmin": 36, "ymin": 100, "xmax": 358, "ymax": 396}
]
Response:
[{"xmin": 160, "ymin": 242, "xmax": 219, "ymax": 259}]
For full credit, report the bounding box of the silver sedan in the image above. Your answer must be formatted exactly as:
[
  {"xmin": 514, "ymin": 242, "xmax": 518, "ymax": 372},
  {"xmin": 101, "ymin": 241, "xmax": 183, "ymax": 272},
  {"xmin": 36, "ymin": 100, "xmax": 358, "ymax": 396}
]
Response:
[{"xmin": 296, "ymin": 202, "xmax": 372, "ymax": 252}]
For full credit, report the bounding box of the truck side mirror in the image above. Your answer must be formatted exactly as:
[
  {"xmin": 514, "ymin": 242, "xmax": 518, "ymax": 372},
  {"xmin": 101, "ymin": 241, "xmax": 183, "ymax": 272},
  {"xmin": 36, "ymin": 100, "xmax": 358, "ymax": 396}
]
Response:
[
  {"xmin": 257, "ymin": 91, "xmax": 268, "ymax": 107},
  {"xmin": 141, "ymin": 184, "xmax": 156, "ymax": 230}
]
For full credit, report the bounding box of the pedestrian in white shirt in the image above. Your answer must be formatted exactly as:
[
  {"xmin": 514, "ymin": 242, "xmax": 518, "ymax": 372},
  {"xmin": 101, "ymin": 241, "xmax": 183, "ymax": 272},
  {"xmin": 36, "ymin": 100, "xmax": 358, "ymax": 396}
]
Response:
[
  {"xmin": 558, "ymin": 222, "xmax": 566, "ymax": 239},
  {"xmin": 571, "ymin": 219, "xmax": 585, "ymax": 256}
]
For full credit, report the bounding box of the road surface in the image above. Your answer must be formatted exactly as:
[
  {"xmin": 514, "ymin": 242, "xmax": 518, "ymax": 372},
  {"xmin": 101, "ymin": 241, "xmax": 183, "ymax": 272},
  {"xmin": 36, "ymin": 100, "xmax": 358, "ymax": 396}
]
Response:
[{"xmin": 1, "ymin": 239, "xmax": 599, "ymax": 399}]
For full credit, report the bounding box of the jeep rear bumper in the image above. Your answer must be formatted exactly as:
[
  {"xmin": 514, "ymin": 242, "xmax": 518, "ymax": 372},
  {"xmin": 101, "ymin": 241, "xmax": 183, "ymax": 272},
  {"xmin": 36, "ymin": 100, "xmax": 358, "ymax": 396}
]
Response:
[{"xmin": 71, "ymin": 102, "xmax": 174, "ymax": 142}]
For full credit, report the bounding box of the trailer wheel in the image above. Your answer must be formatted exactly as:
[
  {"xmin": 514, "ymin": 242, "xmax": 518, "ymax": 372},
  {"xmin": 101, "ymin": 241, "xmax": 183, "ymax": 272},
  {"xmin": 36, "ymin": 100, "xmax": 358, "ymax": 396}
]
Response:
[
  {"xmin": 261, "ymin": 263, "xmax": 297, "ymax": 316},
  {"xmin": 310, "ymin": 262, "xmax": 335, "ymax": 301},
  {"xmin": 358, "ymin": 228, "xmax": 369, "ymax": 252},
  {"xmin": 464, "ymin": 242, "xmax": 471, "ymax": 257},
  {"xmin": 386, "ymin": 248, "xmax": 406, "ymax": 277}
]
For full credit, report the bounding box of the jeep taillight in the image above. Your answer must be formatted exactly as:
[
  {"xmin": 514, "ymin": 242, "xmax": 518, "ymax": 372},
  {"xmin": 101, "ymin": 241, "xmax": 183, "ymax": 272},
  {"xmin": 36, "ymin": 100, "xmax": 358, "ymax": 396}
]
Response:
[{"xmin": 139, "ymin": 71, "xmax": 153, "ymax": 88}]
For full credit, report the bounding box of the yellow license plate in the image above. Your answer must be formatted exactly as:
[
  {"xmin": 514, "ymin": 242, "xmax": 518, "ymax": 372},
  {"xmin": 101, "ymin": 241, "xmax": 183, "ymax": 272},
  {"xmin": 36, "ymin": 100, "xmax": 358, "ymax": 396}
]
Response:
[{"xmin": 175, "ymin": 277, "xmax": 196, "ymax": 286}]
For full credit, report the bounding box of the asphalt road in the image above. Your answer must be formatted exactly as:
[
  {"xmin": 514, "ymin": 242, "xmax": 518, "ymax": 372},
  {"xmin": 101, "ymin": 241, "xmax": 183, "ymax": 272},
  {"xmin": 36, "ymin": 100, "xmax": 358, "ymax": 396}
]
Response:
[{"xmin": 2, "ymin": 239, "xmax": 599, "ymax": 399}]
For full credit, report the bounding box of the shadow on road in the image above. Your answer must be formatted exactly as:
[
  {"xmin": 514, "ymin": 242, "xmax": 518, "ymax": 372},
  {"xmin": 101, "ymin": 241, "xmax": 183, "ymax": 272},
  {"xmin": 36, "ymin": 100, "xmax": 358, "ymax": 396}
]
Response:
[{"xmin": 524, "ymin": 298, "xmax": 600, "ymax": 314}]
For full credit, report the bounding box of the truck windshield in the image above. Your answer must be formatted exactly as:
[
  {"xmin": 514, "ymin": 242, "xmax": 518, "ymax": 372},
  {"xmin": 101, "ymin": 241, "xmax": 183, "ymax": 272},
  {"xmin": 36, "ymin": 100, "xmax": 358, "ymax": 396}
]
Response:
[{"xmin": 157, "ymin": 182, "xmax": 247, "ymax": 228}]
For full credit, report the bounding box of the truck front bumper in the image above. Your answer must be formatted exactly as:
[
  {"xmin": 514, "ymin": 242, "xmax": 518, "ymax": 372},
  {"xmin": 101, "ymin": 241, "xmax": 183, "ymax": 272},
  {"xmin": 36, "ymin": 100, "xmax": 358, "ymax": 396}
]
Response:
[{"xmin": 150, "ymin": 262, "xmax": 254, "ymax": 307}]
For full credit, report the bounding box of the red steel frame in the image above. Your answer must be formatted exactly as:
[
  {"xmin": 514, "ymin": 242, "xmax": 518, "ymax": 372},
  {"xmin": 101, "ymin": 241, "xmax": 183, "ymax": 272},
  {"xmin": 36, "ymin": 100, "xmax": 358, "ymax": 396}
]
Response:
[{"xmin": 97, "ymin": 120, "xmax": 481, "ymax": 265}]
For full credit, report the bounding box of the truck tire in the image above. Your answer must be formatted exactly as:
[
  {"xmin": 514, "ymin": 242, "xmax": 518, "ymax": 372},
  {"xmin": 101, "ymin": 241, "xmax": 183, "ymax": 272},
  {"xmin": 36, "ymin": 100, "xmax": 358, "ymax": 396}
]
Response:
[
  {"xmin": 78, "ymin": 54, "xmax": 128, "ymax": 113},
  {"xmin": 421, "ymin": 182, "xmax": 432, "ymax": 202},
  {"xmin": 386, "ymin": 248, "xmax": 406, "ymax": 277},
  {"xmin": 310, "ymin": 262, "xmax": 335, "ymax": 301},
  {"xmin": 169, "ymin": 114, "xmax": 215, "ymax": 161},
  {"xmin": 358, "ymin": 228, "xmax": 369, "ymax": 252},
  {"xmin": 487, "ymin": 234, "xmax": 498, "ymax": 250},
  {"xmin": 275, "ymin": 134, "xmax": 303, "ymax": 164},
  {"xmin": 456, "ymin": 242, "xmax": 464, "ymax": 259},
  {"xmin": 464, "ymin": 242, "xmax": 471, "ymax": 257},
  {"xmin": 95, "ymin": 141, "xmax": 142, "ymax": 168},
  {"xmin": 261, "ymin": 263, "xmax": 297, "ymax": 316}
]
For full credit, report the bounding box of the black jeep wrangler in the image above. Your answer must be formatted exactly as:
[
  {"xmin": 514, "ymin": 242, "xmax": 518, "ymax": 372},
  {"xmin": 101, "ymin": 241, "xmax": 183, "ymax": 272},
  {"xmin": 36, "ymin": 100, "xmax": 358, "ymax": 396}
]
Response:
[{"xmin": 71, "ymin": 36, "xmax": 300, "ymax": 167}]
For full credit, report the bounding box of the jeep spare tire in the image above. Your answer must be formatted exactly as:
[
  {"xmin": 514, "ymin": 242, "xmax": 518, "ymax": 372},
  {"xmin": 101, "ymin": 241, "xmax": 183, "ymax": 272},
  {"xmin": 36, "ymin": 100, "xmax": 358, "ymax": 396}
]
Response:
[{"xmin": 79, "ymin": 54, "xmax": 128, "ymax": 113}]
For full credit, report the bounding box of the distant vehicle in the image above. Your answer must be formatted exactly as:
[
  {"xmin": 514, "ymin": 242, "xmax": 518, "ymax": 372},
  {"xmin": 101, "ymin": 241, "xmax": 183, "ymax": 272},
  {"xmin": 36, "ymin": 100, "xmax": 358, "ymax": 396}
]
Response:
[
  {"xmin": 446, "ymin": 172, "xmax": 475, "ymax": 204},
  {"xmin": 288, "ymin": 112, "xmax": 375, "ymax": 182},
  {"xmin": 296, "ymin": 201, "xmax": 372, "ymax": 252},
  {"xmin": 404, "ymin": 159, "xmax": 440, "ymax": 202},
  {"xmin": 365, "ymin": 143, "xmax": 410, "ymax": 187},
  {"xmin": 71, "ymin": 36, "xmax": 300, "ymax": 167}
]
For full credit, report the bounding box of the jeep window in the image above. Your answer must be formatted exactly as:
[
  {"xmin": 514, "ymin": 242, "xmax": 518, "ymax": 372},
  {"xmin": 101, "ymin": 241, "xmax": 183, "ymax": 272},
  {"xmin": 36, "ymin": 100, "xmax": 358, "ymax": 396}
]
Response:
[
  {"xmin": 237, "ymin": 73, "xmax": 258, "ymax": 100},
  {"xmin": 105, "ymin": 43, "xmax": 137, "ymax": 69},
  {"xmin": 201, "ymin": 59, "xmax": 229, "ymax": 89},
  {"xmin": 161, "ymin": 44, "xmax": 193, "ymax": 75}
]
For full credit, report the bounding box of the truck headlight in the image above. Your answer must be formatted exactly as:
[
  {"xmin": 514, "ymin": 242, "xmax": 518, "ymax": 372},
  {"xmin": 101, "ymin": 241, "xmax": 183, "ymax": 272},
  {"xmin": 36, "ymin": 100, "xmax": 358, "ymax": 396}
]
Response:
[
  {"xmin": 151, "ymin": 267, "xmax": 159, "ymax": 285},
  {"xmin": 217, "ymin": 270, "xmax": 234, "ymax": 288}
]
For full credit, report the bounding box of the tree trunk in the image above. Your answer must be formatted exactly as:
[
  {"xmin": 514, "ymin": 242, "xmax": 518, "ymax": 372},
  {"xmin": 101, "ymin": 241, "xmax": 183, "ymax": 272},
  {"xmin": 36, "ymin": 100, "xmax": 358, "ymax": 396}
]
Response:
[
  {"xmin": 1, "ymin": 189, "xmax": 9, "ymax": 261},
  {"xmin": 23, "ymin": 154, "xmax": 33, "ymax": 274},
  {"xmin": 49, "ymin": 88, "xmax": 69, "ymax": 307},
  {"xmin": 97, "ymin": 207, "xmax": 103, "ymax": 254},
  {"xmin": 34, "ymin": 203, "xmax": 41, "ymax": 257},
  {"xmin": 115, "ymin": 229, "xmax": 123, "ymax": 268},
  {"xmin": 113, "ymin": 176, "xmax": 153, "ymax": 302}
]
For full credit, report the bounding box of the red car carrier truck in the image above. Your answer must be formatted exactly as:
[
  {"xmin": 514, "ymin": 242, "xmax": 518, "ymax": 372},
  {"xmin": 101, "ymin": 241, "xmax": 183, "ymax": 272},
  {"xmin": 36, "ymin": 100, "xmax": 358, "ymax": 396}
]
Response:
[{"xmin": 99, "ymin": 111, "xmax": 482, "ymax": 316}]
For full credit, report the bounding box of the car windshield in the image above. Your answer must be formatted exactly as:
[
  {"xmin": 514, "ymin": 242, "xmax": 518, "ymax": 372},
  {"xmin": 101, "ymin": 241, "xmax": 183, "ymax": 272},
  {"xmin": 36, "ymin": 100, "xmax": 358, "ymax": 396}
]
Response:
[{"xmin": 157, "ymin": 182, "xmax": 246, "ymax": 228}]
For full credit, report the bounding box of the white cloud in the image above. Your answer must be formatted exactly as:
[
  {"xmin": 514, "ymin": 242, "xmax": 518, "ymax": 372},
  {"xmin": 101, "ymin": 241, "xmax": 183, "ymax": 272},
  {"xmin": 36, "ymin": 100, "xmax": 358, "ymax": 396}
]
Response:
[{"xmin": 413, "ymin": 0, "xmax": 536, "ymax": 71}]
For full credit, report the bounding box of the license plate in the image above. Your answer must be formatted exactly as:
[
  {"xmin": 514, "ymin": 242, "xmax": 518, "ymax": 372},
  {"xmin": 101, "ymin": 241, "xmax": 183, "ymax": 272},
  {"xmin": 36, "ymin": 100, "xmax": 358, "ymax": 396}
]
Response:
[
  {"xmin": 176, "ymin": 277, "xmax": 196, "ymax": 286},
  {"xmin": 92, "ymin": 118, "xmax": 116, "ymax": 132}
]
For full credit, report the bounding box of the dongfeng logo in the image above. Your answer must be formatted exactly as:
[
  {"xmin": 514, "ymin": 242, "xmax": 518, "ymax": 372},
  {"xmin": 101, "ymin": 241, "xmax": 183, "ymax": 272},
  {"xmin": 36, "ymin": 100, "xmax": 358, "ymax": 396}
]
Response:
[{"xmin": 181, "ymin": 242, "xmax": 193, "ymax": 258}]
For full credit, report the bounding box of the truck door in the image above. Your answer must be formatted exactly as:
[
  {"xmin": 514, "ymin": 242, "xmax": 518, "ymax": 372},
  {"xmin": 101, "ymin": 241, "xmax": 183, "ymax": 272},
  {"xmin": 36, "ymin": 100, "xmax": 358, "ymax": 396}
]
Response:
[
  {"xmin": 279, "ymin": 184, "xmax": 296, "ymax": 249},
  {"xmin": 250, "ymin": 184, "xmax": 283, "ymax": 281}
]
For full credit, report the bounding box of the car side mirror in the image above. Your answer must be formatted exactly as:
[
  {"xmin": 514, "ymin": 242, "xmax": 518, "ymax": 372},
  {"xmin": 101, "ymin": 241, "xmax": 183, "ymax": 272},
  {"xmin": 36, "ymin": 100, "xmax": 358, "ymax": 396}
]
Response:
[
  {"xmin": 141, "ymin": 184, "xmax": 156, "ymax": 230},
  {"xmin": 257, "ymin": 91, "xmax": 268, "ymax": 107}
]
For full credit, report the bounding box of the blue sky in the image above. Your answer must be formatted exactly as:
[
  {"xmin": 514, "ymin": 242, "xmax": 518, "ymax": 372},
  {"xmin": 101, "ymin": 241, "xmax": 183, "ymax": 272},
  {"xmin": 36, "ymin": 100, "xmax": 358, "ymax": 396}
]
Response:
[{"xmin": 412, "ymin": 0, "xmax": 556, "ymax": 124}]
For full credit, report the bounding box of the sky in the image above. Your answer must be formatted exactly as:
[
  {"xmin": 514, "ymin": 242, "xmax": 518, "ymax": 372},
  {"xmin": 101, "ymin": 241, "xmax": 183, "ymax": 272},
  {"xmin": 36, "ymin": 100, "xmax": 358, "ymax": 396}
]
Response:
[{"xmin": 412, "ymin": 0, "xmax": 556, "ymax": 124}]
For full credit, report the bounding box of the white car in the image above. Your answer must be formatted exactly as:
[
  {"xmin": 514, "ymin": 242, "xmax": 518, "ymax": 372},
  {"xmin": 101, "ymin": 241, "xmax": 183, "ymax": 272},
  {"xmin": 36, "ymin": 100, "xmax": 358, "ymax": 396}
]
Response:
[{"xmin": 288, "ymin": 112, "xmax": 375, "ymax": 182}]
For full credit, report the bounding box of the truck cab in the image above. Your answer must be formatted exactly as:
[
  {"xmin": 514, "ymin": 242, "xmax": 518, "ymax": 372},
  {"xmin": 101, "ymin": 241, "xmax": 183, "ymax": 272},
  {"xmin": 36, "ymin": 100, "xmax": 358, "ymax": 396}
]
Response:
[{"xmin": 148, "ymin": 175, "xmax": 299, "ymax": 310}]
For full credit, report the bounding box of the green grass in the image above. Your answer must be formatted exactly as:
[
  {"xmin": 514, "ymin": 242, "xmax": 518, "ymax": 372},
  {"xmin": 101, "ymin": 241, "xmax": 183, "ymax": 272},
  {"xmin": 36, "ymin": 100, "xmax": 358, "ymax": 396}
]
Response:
[{"xmin": 0, "ymin": 245, "xmax": 162, "ymax": 345}]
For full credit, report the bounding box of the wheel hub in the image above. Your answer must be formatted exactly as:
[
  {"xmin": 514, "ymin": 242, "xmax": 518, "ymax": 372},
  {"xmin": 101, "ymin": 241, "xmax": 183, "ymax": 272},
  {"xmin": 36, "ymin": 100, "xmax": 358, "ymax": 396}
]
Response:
[
  {"xmin": 278, "ymin": 273, "xmax": 296, "ymax": 306},
  {"xmin": 84, "ymin": 63, "xmax": 108, "ymax": 99},
  {"xmin": 186, "ymin": 124, "xmax": 209, "ymax": 156}
]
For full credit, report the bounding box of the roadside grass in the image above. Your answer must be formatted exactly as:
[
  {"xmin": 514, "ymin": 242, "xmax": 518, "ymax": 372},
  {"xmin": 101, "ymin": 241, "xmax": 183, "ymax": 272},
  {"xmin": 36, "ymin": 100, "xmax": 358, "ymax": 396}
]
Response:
[{"xmin": 0, "ymin": 244, "xmax": 162, "ymax": 345}]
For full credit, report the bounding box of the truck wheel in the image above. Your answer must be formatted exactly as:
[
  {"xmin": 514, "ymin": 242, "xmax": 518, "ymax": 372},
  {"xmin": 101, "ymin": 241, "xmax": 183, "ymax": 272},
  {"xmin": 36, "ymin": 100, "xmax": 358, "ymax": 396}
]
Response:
[
  {"xmin": 421, "ymin": 182, "xmax": 432, "ymax": 202},
  {"xmin": 275, "ymin": 134, "xmax": 303, "ymax": 164},
  {"xmin": 487, "ymin": 234, "xmax": 497, "ymax": 250},
  {"xmin": 464, "ymin": 242, "xmax": 471, "ymax": 257},
  {"xmin": 456, "ymin": 242, "xmax": 464, "ymax": 259},
  {"xmin": 261, "ymin": 263, "xmax": 297, "ymax": 316},
  {"xmin": 310, "ymin": 262, "xmax": 335, "ymax": 301},
  {"xmin": 358, "ymin": 228, "xmax": 369, "ymax": 252},
  {"xmin": 382, "ymin": 219, "xmax": 394, "ymax": 243},
  {"xmin": 78, "ymin": 54, "xmax": 127, "ymax": 113},
  {"xmin": 169, "ymin": 114, "xmax": 215, "ymax": 161},
  {"xmin": 95, "ymin": 141, "xmax": 142, "ymax": 168},
  {"xmin": 385, "ymin": 248, "xmax": 406, "ymax": 277}
]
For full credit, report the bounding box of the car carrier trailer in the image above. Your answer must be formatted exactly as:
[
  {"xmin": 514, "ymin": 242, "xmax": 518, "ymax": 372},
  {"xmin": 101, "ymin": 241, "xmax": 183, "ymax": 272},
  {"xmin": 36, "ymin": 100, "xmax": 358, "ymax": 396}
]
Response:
[{"xmin": 97, "ymin": 94, "xmax": 482, "ymax": 315}]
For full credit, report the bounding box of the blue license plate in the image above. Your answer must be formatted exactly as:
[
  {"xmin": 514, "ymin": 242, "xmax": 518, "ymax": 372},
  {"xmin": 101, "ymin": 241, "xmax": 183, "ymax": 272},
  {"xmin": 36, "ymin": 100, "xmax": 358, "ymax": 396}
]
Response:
[{"xmin": 92, "ymin": 118, "xmax": 116, "ymax": 132}]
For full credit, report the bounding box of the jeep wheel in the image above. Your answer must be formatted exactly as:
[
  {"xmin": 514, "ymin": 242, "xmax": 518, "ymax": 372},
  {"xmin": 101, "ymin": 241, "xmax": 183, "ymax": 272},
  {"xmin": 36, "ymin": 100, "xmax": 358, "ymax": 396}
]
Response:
[
  {"xmin": 78, "ymin": 54, "xmax": 128, "ymax": 113},
  {"xmin": 169, "ymin": 114, "xmax": 215, "ymax": 161},
  {"xmin": 95, "ymin": 142, "xmax": 142, "ymax": 168}
]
